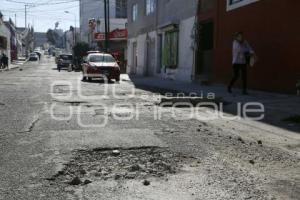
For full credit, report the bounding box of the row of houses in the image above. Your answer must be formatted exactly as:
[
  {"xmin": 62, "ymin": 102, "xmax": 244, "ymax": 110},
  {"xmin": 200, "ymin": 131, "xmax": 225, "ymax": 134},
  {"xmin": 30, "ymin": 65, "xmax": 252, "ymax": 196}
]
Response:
[
  {"xmin": 0, "ymin": 11, "xmax": 34, "ymax": 64},
  {"xmin": 126, "ymin": 0, "xmax": 300, "ymax": 93}
]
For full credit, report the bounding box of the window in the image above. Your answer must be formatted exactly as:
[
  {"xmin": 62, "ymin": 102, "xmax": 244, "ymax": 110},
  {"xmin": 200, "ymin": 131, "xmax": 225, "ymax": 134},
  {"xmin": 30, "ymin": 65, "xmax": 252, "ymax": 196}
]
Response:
[
  {"xmin": 89, "ymin": 54, "xmax": 116, "ymax": 63},
  {"xmin": 116, "ymin": 0, "xmax": 127, "ymax": 18},
  {"xmin": 227, "ymin": 0, "xmax": 259, "ymax": 11},
  {"xmin": 146, "ymin": 0, "xmax": 155, "ymax": 15},
  {"xmin": 132, "ymin": 4, "xmax": 138, "ymax": 22},
  {"xmin": 162, "ymin": 31, "xmax": 178, "ymax": 69},
  {"xmin": 229, "ymin": 0, "xmax": 243, "ymax": 5},
  {"xmin": 60, "ymin": 55, "xmax": 73, "ymax": 60},
  {"xmin": 0, "ymin": 36, "xmax": 7, "ymax": 49}
]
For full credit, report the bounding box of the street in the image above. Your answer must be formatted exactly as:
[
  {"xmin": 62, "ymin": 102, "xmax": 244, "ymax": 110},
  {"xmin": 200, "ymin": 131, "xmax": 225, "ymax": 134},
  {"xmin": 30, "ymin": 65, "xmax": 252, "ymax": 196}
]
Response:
[{"xmin": 0, "ymin": 56, "xmax": 299, "ymax": 200}]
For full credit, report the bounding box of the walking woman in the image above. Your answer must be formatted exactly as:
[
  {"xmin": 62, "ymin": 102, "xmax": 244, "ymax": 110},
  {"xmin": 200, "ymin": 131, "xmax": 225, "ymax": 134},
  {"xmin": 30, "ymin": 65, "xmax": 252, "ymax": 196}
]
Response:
[{"xmin": 228, "ymin": 32, "xmax": 256, "ymax": 95}]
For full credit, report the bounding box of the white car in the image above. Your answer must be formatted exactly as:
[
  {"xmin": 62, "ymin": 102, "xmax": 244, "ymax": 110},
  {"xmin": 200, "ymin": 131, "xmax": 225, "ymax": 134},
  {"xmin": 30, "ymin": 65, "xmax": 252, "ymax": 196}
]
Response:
[{"xmin": 28, "ymin": 53, "xmax": 39, "ymax": 61}]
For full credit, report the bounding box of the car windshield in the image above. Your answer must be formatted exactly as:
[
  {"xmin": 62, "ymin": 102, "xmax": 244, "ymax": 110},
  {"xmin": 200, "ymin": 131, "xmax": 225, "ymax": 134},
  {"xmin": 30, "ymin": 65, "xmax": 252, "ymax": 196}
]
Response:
[
  {"xmin": 60, "ymin": 55, "xmax": 72, "ymax": 60},
  {"xmin": 89, "ymin": 54, "xmax": 115, "ymax": 63}
]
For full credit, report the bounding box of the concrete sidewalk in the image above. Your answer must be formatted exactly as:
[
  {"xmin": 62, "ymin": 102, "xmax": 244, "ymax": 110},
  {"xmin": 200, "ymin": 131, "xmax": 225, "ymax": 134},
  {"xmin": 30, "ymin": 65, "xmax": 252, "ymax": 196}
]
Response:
[
  {"xmin": 0, "ymin": 57, "xmax": 28, "ymax": 72},
  {"xmin": 123, "ymin": 75, "xmax": 300, "ymax": 132}
]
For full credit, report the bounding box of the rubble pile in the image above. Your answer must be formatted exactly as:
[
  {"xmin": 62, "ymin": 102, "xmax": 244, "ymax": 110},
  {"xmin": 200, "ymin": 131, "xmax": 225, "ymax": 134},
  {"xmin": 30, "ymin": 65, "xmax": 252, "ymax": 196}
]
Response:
[{"xmin": 53, "ymin": 147, "xmax": 190, "ymax": 185}]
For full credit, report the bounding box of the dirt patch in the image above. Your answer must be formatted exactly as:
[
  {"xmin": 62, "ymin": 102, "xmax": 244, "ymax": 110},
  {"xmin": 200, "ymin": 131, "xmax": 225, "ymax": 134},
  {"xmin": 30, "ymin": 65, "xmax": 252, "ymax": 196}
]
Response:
[
  {"xmin": 52, "ymin": 85, "xmax": 72, "ymax": 94},
  {"xmin": 49, "ymin": 147, "xmax": 194, "ymax": 185},
  {"xmin": 53, "ymin": 100, "xmax": 88, "ymax": 107}
]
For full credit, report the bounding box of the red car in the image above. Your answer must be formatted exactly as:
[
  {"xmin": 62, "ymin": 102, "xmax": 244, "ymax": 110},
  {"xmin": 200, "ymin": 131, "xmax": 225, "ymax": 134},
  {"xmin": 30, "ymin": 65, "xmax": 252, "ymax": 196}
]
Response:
[{"xmin": 82, "ymin": 53, "xmax": 121, "ymax": 82}]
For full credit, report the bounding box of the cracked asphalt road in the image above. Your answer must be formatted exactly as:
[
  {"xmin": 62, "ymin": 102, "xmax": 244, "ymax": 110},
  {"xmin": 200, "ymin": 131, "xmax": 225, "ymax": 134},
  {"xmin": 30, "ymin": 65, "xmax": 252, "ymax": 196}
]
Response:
[{"xmin": 0, "ymin": 56, "xmax": 299, "ymax": 200}]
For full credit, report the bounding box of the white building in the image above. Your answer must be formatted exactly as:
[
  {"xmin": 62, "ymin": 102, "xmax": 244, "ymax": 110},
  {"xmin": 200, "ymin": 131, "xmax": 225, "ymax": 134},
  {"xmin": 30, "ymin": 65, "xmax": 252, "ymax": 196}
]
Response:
[
  {"xmin": 79, "ymin": 0, "xmax": 127, "ymax": 43},
  {"xmin": 0, "ymin": 12, "xmax": 11, "ymax": 65},
  {"xmin": 127, "ymin": 0, "xmax": 197, "ymax": 82}
]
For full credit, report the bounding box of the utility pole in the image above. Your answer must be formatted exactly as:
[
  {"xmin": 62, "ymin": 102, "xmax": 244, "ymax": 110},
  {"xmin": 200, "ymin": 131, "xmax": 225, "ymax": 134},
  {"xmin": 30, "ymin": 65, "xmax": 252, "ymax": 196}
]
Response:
[
  {"xmin": 104, "ymin": 0, "xmax": 108, "ymax": 52},
  {"xmin": 25, "ymin": 4, "xmax": 28, "ymax": 57},
  {"xmin": 25, "ymin": 4, "xmax": 27, "ymax": 28},
  {"xmin": 104, "ymin": 0, "xmax": 111, "ymax": 52},
  {"xmin": 107, "ymin": 0, "xmax": 110, "ymax": 50}
]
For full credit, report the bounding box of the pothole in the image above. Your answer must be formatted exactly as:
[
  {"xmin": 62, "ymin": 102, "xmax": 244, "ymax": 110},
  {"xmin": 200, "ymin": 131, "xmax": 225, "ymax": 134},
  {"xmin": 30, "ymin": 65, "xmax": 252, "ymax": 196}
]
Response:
[
  {"xmin": 48, "ymin": 147, "xmax": 195, "ymax": 185},
  {"xmin": 64, "ymin": 101, "xmax": 87, "ymax": 107},
  {"xmin": 53, "ymin": 100, "xmax": 89, "ymax": 107},
  {"xmin": 52, "ymin": 85, "xmax": 72, "ymax": 94}
]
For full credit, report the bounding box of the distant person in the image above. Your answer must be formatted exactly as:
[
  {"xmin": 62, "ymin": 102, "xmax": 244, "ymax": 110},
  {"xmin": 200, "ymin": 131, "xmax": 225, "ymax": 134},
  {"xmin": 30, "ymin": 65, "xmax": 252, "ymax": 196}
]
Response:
[
  {"xmin": 1, "ymin": 53, "xmax": 9, "ymax": 70},
  {"xmin": 228, "ymin": 32, "xmax": 256, "ymax": 95}
]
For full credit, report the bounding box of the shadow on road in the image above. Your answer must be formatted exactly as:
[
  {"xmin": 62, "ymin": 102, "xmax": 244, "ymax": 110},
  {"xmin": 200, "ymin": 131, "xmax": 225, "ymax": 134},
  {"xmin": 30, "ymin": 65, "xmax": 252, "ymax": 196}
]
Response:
[{"xmin": 128, "ymin": 75, "xmax": 300, "ymax": 134}]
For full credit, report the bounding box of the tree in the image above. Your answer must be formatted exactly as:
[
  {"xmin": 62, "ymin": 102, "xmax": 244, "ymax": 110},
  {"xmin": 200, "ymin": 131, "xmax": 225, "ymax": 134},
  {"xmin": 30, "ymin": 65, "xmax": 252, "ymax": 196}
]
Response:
[
  {"xmin": 72, "ymin": 42, "xmax": 90, "ymax": 70},
  {"xmin": 46, "ymin": 29, "xmax": 59, "ymax": 45},
  {"xmin": 73, "ymin": 42, "xmax": 89, "ymax": 58}
]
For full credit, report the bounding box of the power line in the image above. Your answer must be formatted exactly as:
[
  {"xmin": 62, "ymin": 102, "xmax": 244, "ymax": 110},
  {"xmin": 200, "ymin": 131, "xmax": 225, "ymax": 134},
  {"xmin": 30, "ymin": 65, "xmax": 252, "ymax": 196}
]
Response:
[{"xmin": 5, "ymin": 0, "xmax": 78, "ymax": 6}]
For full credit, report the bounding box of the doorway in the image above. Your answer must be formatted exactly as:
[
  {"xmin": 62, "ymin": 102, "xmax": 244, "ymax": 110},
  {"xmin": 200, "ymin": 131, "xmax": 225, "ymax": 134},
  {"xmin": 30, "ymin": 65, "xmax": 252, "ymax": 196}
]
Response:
[
  {"xmin": 195, "ymin": 21, "xmax": 214, "ymax": 81},
  {"xmin": 132, "ymin": 42, "xmax": 137, "ymax": 74},
  {"xmin": 146, "ymin": 38, "xmax": 155, "ymax": 76},
  {"xmin": 157, "ymin": 34, "xmax": 163, "ymax": 74}
]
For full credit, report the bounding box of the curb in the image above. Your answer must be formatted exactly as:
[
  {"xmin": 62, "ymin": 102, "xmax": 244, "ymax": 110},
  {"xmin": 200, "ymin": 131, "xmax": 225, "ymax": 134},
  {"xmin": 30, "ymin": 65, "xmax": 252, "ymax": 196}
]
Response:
[{"xmin": 8, "ymin": 59, "xmax": 29, "ymax": 71}]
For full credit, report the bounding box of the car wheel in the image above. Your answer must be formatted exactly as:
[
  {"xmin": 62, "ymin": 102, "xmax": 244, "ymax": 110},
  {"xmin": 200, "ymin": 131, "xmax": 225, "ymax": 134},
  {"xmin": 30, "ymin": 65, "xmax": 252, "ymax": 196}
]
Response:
[
  {"xmin": 116, "ymin": 76, "xmax": 120, "ymax": 82},
  {"xmin": 82, "ymin": 76, "xmax": 87, "ymax": 81},
  {"xmin": 88, "ymin": 77, "xmax": 92, "ymax": 82}
]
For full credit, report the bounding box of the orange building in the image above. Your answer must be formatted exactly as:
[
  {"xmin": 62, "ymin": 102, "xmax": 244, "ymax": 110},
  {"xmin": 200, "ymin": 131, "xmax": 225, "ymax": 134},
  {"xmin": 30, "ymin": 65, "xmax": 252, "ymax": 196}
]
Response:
[{"xmin": 197, "ymin": 0, "xmax": 300, "ymax": 93}]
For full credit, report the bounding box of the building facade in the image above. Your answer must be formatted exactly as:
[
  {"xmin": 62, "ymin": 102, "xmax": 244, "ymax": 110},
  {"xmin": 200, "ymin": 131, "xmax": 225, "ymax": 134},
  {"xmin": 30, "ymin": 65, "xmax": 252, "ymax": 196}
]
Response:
[
  {"xmin": 79, "ymin": 0, "xmax": 128, "ymax": 43},
  {"xmin": 198, "ymin": 0, "xmax": 300, "ymax": 93},
  {"xmin": 34, "ymin": 32, "xmax": 48, "ymax": 49},
  {"xmin": 0, "ymin": 12, "xmax": 11, "ymax": 65},
  {"xmin": 4, "ymin": 19, "xmax": 18, "ymax": 62},
  {"xmin": 127, "ymin": 0, "xmax": 300, "ymax": 93},
  {"xmin": 127, "ymin": 0, "xmax": 198, "ymax": 82}
]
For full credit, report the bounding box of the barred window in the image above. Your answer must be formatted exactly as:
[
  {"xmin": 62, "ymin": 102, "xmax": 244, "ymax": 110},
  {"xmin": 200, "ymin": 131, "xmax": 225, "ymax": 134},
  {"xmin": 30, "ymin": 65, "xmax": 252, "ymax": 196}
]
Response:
[
  {"xmin": 132, "ymin": 4, "xmax": 138, "ymax": 22},
  {"xmin": 146, "ymin": 0, "xmax": 155, "ymax": 15},
  {"xmin": 227, "ymin": 0, "xmax": 259, "ymax": 11}
]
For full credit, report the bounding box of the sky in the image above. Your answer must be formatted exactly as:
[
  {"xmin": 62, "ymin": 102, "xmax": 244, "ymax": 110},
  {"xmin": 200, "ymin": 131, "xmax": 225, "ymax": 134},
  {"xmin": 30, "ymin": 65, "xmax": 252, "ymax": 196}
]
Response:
[{"xmin": 0, "ymin": 0, "xmax": 79, "ymax": 32}]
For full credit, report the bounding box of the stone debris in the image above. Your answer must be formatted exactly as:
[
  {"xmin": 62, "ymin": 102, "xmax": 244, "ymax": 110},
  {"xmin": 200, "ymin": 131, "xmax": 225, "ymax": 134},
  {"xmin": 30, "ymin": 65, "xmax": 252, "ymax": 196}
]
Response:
[
  {"xmin": 83, "ymin": 179, "xmax": 92, "ymax": 185},
  {"xmin": 54, "ymin": 147, "xmax": 192, "ymax": 184},
  {"xmin": 79, "ymin": 169, "xmax": 87, "ymax": 175},
  {"xmin": 249, "ymin": 160, "xmax": 255, "ymax": 165},
  {"xmin": 112, "ymin": 150, "xmax": 121, "ymax": 156},
  {"xmin": 69, "ymin": 177, "xmax": 82, "ymax": 185},
  {"xmin": 143, "ymin": 180, "xmax": 150, "ymax": 186},
  {"xmin": 237, "ymin": 137, "xmax": 245, "ymax": 144}
]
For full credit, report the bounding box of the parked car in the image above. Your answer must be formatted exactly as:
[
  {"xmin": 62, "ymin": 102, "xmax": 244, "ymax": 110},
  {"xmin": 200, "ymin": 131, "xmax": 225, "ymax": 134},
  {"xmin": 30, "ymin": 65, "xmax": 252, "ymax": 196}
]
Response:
[
  {"xmin": 34, "ymin": 51, "xmax": 42, "ymax": 60},
  {"xmin": 28, "ymin": 53, "xmax": 39, "ymax": 61},
  {"xmin": 87, "ymin": 51, "xmax": 101, "ymax": 55},
  {"xmin": 54, "ymin": 49, "xmax": 63, "ymax": 61},
  {"xmin": 82, "ymin": 53, "xmax": 120, "ymax": 82},
  {"xmin": 57, "ymin": 54, "xmax": 73, "ymax": 70}
]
